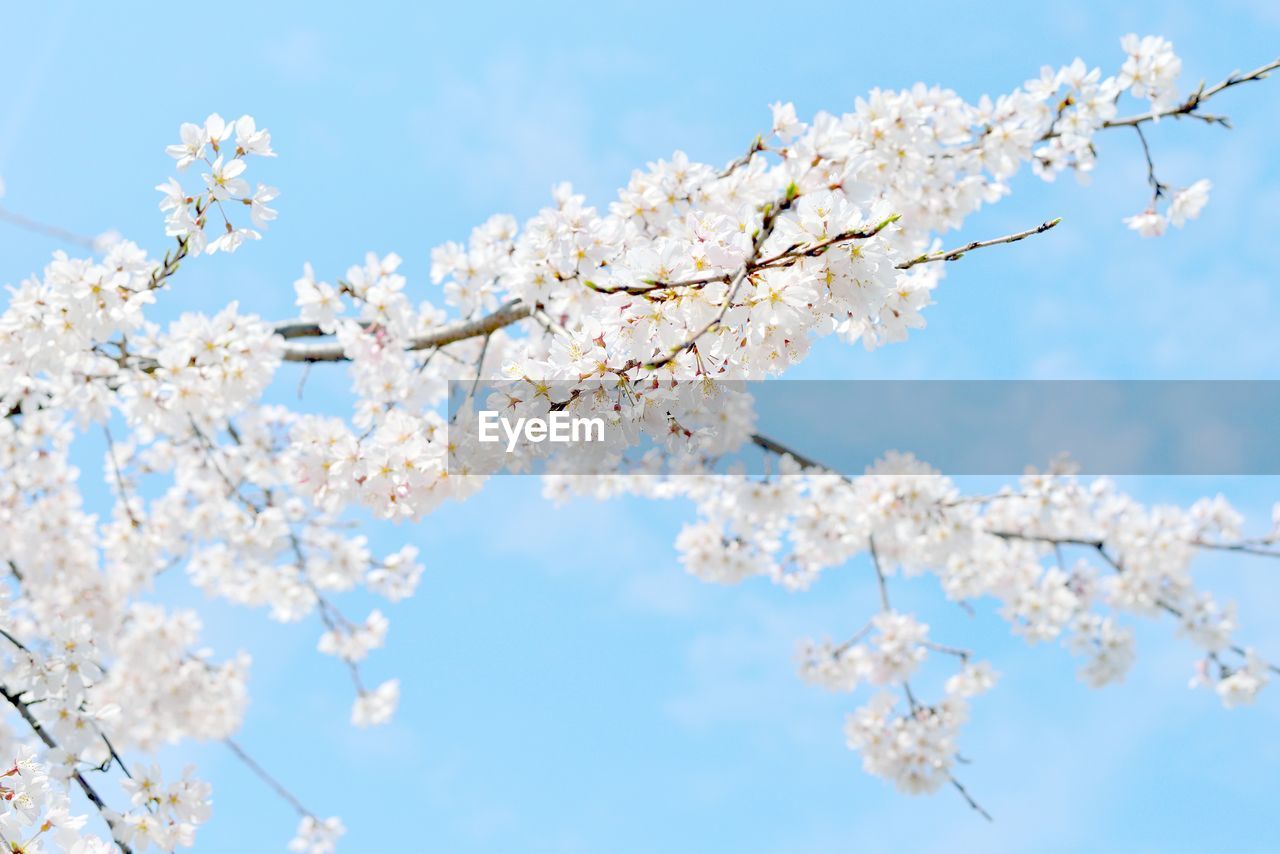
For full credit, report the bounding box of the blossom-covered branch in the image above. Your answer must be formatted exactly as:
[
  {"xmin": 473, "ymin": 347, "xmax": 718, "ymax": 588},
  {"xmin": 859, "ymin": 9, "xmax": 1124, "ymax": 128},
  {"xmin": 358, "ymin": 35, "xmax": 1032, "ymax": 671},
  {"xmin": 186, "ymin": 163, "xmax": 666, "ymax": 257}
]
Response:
[{"xmin": 0, "ymin": 34, "xmax": 1276, "ymax": 852}]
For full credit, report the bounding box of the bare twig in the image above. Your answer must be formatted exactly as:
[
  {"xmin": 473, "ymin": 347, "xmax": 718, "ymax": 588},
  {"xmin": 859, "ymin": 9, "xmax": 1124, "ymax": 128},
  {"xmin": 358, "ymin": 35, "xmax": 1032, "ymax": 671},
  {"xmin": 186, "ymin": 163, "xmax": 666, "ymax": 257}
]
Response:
[
  {"xmin": 867, "ymin": 535, "xmax": 892, "ymax": 612},
  {"xmin": 103, "ymin": 425, "xmax": 139, "ymax": 527},
  {"xmin": 0, "ymin": 206, "xmax": 99, "ymax": 250},
  {"xmin": 1132, "ymin": 125, "xmax": 1167, "ymax": 203},
  {"xmin": 717, "ymin": 134, "xmax": 767, "ymax": 179},
  {"xmin": 923, "ymin": 640, "xmax": 972, "ymax": 661},
  {"xmin": 1100, "ymin": 57, "xmax": 1280, "ymax": 130},
  {"xmin": 950, "ymin": 775, "xmax": 994, "ymax": 821},
  {"xmin": 749, "ymin": 432, "xmax": 850, "ymax": 481},
  {"xmin": 0, "ymin": 625, "xmax": 31, "ymax": 653},
  {"xmin": 898, "ymin": 218, "xmax": 1062, "ymax": 269},
  {"xmin": 224, "ymin": 738, "xmax": 313, "ymax": 818}
]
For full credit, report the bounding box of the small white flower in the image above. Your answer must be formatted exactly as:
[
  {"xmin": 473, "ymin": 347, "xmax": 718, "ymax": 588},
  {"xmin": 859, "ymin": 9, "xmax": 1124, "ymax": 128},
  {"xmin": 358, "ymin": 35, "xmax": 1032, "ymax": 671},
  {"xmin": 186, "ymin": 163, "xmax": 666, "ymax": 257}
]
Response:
[
  {"xmin": 206, "ymin": 226, "xmax": 261, "ymax": 254},
  {"xmin": 234, "ymin": 114, "xmax": 276, "ymax": 157},
  {"xmin": 352, "ymin": 678, "xmax": 400, "ymax": 726},
  {"xmin": 769, "ymin": 101, "xmax": 804, "ymax": 142},
  {"xmin": 248, "ymin": 183, "xmax": 280, "ymax": 228},
  {"xmin": 165, "ymin": 122, "xmax": 209, "ymax": 170},
  {"xmin": 1168, "ymin": 178, "xmax": 1211, "ymax": 227},
  {"xmin": 203, "ymin": 156, "xmax": 250, "ymax": 201},
  {"xmin": 289, "ymin": 816, "xmax": 346, "ymax": 854},
  {"xmin": 1123, "ymin": 209, "xmax": 1166, "ymax": 238}
]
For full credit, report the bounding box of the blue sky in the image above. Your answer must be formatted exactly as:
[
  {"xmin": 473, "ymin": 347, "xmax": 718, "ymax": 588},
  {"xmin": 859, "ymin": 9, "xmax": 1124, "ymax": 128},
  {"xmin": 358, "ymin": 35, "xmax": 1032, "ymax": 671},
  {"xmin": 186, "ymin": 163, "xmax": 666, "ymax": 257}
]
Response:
[{"xmin": 3, "ymin": 2, "xmax": 1280, "ymax": 852}]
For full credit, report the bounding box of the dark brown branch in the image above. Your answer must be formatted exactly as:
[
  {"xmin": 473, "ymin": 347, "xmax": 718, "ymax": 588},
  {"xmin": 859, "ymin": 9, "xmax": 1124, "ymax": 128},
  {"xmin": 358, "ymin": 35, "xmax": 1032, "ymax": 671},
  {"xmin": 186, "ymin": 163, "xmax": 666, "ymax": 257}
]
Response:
[
  {"xmin": 0, "ymin": 686, "xmax": 133, "ymax": 853},
  {"xmin": 1132, "ymin": 125, "xmax": 1166, "ymax": 203},
  {"xmin": 748, "ymin": 432, "xmax": 850, "ymax": 480},
  {"xmin": 642, "ymin": 190, "xmax": 794, "ymax": 371}
]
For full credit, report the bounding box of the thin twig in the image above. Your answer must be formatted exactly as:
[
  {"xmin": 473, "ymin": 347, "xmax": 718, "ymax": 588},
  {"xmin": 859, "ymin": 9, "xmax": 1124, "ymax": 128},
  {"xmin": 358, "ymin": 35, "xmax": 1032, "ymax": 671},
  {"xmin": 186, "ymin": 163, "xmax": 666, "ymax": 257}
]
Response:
[
  {"xmin": 950, "ymin": 775, "xmax": 994, "ymax": 821},
  {"xmin": 1100, "ymin": 57, "xmax": 1280, "ymax": 130},
  {"xmin": 585, "ymin": 215, "xmax": 900, "ymax": 297},
  {"xmin": 0, "ymin": 206, "xmax": 99, "ymax": 250},
  {"xmin": 0, "ymin": 625, "xmax": 31, "ymax": 653},
  {"xmin": 224, "ymin": 738, "xmax": 313, "ymax": 818},
  {"xmin": 748, "ymin": 432, "xmax": 840, "ymax": 476},
  {"xmin": 644, "ymin": 190, "xmax": 798, "ymax": 371},
  {"xmin": 1132, "ymin": 125, "xmax": 1166, "ymax": 203},
  {"xmin": 717, "ymin": 134, "xmax": 767, "ymax": 179},
  {"xmin": 898, "ymin": 218, "xmax": 1062, "ymax": 269},
  {"xmin": 867, "ymin": 535, "xmax": 892, "ymax": 612},
  {"xmin": 103, "ymin": 424, "xmax": 140, "ymax": 527},
  {"xmin": 923, "ymin": 640, "xmax": 972, "ymax": 661}
]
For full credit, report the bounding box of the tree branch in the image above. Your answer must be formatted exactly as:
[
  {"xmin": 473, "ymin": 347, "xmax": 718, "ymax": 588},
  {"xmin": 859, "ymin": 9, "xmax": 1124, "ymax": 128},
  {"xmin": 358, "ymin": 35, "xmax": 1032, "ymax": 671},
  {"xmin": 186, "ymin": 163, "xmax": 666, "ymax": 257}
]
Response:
[
  {"xmin": 0, "ymin": 206, "xmax": 99, "ymax": 250},
  {"xmin": 0, "ymin": 685, "xmax": 133, "ymax": 853},
  {"xmin": 897, "ymin": 218, "xmax": 1062, "ymax": 268},
  {"xmin": 1101, "ymin": 57, "xmax": 1280, "ymax": 130},
  {"xmin": 223, "ymin": 738, "xmax": 313, "ymax": 819},
  {"xmin": 278, "ymin": 299, "xmax": 533, "ymax": 363}
]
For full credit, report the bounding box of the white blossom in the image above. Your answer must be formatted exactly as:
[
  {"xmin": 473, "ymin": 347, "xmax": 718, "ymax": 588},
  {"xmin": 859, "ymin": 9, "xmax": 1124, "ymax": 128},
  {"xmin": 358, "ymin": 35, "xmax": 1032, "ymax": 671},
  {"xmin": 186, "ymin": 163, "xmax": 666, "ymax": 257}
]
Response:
[{"xmin": 0, "ymin": 35, "xmax": 1271, "ymax": 849}]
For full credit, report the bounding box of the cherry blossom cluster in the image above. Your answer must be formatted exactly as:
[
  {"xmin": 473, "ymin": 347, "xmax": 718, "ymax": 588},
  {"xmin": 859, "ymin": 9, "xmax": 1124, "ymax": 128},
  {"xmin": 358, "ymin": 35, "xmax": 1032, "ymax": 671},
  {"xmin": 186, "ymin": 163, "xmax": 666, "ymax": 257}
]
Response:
[
  {"xmin": 287, "ymin": 816, "xmax": 345, "ymax": 854},
  {"xmin": 0, "ymin": 748, "xmax": 95, "ymax": 852},
  {"xmin": 0, "ymin": 177, "xmax": 398, "ymax": 850},
  {"xmin": 157, "ymin": 114, "xmax": 277, "ymax": 256},
  {"xmin": 545, "ymin": 448, "xmax": 1274, "ymax": 804},
  {"xmin": 0, "ymin": 618, "xmax": 217, "ymax": 851},
  {"xmin": 1117, "ymin": 34, "xmax": 1183, "ymax": 112},
  {"xmin": 0, "ymin": 33, "xmax": 1275, "ymax": 850},
  {"xmin": 1124, "ymin": 178, "xmax": 1212, "ymax": 237},
  {"xmin": 272, "ymin": 36, "xmax": 1273, "ymax": 813},
  {"xmin": 284, "ymin": 36, "xmax": 1237, "ymax": 502},
  {"xmin": 548, "ymin": 451, "xmax": 1277, "ymax": 798}
]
